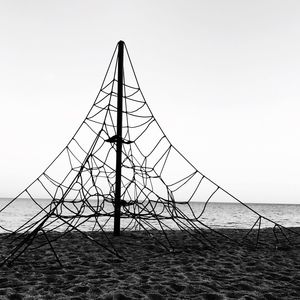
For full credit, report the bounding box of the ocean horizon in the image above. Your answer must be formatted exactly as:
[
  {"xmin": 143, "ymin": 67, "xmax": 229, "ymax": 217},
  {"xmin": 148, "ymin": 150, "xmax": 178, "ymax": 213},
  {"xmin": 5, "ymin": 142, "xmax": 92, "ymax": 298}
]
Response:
[{"xmin": 0, "ymin": 198, "xmax": 299, "ymax": 233}]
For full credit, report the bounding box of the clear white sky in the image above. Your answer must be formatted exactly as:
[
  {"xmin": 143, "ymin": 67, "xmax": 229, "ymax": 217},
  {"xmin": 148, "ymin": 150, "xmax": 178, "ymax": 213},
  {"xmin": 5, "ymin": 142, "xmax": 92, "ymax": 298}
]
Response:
[{"xmin": 0, "ymin": 0, "xmax": 300, "ymax": 203}]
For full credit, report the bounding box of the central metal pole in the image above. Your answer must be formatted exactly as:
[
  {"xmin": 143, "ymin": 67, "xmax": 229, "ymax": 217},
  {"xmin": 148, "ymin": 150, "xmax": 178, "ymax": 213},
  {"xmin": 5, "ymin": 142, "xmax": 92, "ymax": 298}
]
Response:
[{"xmin": 114, "ymin": 40, "xmax": 124, "ymax": 236}]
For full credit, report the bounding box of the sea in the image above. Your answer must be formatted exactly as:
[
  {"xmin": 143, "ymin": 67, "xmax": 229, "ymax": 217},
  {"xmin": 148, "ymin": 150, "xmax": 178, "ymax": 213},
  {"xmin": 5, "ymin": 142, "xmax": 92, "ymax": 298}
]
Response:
[{"xmin": 0, "ymin": 198, "xmax": 299, "ymax": 233}]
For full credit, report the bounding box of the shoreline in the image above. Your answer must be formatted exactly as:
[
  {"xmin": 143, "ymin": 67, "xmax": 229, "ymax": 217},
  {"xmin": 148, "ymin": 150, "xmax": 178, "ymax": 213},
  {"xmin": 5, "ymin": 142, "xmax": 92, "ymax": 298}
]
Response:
[{"xmin": 0, "ymin": 228, "xmax": 299, "ymax": 299}]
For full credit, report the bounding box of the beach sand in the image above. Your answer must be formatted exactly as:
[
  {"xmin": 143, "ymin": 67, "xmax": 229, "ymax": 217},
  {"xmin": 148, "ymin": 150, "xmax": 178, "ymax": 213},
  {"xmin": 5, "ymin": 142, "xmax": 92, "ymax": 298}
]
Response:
[{"xmin": 0, "ymin": 228, "xmax": 299, "ymax": 300}]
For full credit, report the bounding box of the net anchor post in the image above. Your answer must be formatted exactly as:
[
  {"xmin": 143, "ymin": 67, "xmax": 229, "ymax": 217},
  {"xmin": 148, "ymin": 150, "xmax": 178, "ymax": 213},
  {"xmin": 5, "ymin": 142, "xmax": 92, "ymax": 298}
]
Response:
[{"xmin": 114, "ymin": 40, "xmax": 124, "ymax": 236}]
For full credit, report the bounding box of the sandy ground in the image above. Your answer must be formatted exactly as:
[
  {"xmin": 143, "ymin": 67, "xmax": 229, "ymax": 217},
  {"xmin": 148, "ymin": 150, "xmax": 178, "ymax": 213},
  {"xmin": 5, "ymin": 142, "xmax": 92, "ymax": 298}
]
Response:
[{"xmin": 0, "ymin": 228, "xmax": 299, "ymax": 300}]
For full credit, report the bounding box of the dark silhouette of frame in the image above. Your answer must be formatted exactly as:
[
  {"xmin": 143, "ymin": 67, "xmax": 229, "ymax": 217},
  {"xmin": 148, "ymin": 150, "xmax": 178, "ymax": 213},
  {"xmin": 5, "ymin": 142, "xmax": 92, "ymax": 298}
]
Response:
[{"xmin": 0, "ymin": 41, "xmax": 299, "ymax": 267}]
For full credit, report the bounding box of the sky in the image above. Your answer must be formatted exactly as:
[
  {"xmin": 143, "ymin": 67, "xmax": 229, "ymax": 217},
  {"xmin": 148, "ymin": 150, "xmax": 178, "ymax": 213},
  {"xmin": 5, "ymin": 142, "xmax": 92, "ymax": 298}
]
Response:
[{"xmin": 0, "ymin": 0, "xmax": 300, "ymax": 203}]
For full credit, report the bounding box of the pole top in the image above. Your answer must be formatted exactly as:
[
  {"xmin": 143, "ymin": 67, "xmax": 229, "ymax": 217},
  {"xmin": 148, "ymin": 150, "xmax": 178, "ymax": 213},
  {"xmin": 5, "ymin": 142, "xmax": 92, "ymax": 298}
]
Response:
[{"xmin": 118, "ymin": 40, "xmax": 125, "ymax": 46}]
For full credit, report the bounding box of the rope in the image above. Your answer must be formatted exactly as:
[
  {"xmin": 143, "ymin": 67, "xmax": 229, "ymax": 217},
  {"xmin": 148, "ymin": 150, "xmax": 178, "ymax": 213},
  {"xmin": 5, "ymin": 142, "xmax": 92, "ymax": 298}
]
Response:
[{"xmin": 0, "ymin": 42, "xmax": 299, "ymax": 266}]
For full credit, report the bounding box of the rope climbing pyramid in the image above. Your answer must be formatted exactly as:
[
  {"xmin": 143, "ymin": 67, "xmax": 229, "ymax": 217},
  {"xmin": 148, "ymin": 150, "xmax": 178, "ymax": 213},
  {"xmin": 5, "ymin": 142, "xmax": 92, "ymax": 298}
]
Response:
[{"xmin": 0, "ymin": 41, "xmax": 299, "ymax": 266}]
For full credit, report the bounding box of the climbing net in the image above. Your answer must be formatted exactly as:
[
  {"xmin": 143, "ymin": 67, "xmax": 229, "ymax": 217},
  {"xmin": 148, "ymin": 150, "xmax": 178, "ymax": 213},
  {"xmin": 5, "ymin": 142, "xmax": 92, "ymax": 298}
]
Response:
[{"xmin": 0, "ymin": 43, "xmax": 299, "ymax": 266}]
